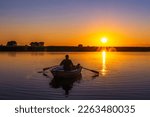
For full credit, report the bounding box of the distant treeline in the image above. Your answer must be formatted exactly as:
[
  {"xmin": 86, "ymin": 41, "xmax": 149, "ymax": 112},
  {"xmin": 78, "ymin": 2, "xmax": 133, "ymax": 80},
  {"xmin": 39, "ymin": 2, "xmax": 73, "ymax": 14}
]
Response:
[
  {"xmin": 1, "ymin": 41, "xmax": 45, "ymax": 47},
  {"xmin": 0, "ymin": 46, "xmax": 150, "ymax": 52},
  {"xmin": 1, "ymin": 41, "xmax": 150, "ymax": 52}
]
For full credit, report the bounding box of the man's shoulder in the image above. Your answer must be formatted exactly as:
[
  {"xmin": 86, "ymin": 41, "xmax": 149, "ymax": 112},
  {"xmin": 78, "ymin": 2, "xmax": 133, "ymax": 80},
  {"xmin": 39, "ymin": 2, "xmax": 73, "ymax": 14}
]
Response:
[
  {"xmin": 68, "ymin": 59, "xmax": 73, "ymax": 63},
  {"xmin": 61, "ymin": 59, "xmax": 65, "ymax": 62}
]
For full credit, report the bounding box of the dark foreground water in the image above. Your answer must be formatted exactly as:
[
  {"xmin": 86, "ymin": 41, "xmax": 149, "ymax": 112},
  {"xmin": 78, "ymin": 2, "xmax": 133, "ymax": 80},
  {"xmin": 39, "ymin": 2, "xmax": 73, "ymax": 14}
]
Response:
[{"xmin": 0, "ymin": 52, "xmax": 150, "ymax": 100}]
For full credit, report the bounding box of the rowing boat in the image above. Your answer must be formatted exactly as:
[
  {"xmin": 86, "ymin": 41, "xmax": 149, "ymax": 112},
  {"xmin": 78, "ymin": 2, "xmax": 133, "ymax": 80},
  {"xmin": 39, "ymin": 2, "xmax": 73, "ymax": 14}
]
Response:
[{"xmin": 51, "ymin": 66, "xmax": 82, "ymax": 78}]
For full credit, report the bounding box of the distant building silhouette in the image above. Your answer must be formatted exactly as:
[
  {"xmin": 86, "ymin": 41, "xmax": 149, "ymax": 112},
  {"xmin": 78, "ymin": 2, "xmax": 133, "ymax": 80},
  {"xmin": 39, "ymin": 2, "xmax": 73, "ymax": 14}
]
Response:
[
  {"xmin": 78, "ymin": 44, "xmax": 83, "ymax": 48},
  {"xmin": 30, "ymin": 42, "xmax": 44, "ymax": 47},
  {"xmin": 39, "ymin": 42, "xmax": 44, "ymax": 46},
  {"xmin": 6, "ymin": 41, "xmax": 17, "ymax": 47}
]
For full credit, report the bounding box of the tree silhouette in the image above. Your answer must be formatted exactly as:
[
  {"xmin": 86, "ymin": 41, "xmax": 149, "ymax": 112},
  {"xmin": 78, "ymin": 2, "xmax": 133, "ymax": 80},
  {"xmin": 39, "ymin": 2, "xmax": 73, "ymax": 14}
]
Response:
[
  {"xmin": 6, "ymin": 41, "xmax": 17, "ymax": 47},
  {"xmin": 30, "ymin": 42, "xmax": 44, "ymax": 47}
]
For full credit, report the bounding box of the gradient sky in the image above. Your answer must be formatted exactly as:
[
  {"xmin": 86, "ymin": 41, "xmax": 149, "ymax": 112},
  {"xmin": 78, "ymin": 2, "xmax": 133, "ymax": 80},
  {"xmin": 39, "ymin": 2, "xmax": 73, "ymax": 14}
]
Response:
[{"xmin": 0, "ymin": 0, "xmax": 150, "ymax": 46}]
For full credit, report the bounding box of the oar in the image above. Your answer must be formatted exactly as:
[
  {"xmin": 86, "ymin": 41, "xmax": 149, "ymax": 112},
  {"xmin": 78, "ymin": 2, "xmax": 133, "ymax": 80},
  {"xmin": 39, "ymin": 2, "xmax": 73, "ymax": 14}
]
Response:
[
  {"xmin": 38, "ymin": 65, "xmax": 58, "ymax": 73},
  {"xmin": 82, "ymin": 67, "xmax": 99, "ymax": 74}
]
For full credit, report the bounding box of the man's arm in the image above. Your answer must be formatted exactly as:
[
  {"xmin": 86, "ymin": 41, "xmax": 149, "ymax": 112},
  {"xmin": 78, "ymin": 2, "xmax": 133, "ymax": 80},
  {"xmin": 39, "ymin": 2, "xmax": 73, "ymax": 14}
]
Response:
[
  {"xmin": 70, "ymin": 60, "xmax": 74, "ymax": 66},
  {"xmin": 60, "ymin": 60, "xmax": 64, "ymax": 65}
]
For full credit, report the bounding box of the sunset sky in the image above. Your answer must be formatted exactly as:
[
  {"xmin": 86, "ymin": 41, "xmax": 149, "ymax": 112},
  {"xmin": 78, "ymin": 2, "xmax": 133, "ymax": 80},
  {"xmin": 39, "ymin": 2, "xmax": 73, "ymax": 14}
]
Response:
[{"xmin": 0, "ymin": 0, "xmax": 150, "ymax": 46}]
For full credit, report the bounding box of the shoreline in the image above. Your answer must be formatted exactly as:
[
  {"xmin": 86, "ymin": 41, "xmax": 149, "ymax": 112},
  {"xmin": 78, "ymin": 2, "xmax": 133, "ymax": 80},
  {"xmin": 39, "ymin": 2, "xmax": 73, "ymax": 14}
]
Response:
[{"xmin": 0, "ymin": 46, "xmax": 150, "ymax": 52}]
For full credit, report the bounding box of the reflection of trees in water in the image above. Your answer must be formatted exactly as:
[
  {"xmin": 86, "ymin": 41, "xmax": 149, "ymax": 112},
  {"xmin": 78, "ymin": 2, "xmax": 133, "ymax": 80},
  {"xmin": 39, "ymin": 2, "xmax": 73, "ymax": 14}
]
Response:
[
  {"xmin": 49, "ymin": 74, "xmax": 82, "ymax": 96},
  {"xmin": 30, "ymin": 52, "xmax": 45, "ymax": 56},
  {"xmin": 7, "ymin": 52, "xmax": 46, "ymax": 57},
  {"xmin": 7, "ymin": 52, "xmax": 16, "ymax": 57}
]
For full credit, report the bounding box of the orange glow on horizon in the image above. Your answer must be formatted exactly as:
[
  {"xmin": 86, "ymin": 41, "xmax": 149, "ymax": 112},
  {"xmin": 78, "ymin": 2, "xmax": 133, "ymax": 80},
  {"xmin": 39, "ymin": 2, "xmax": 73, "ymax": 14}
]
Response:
[{"xmin": 0, "ymin": 21, "xmax": 150, "ymax": 46}]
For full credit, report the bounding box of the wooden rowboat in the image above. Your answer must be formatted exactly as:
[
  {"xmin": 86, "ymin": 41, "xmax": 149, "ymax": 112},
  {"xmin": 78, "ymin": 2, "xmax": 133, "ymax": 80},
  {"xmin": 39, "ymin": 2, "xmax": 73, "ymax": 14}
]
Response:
[{"xmin": 51, "ymin": 66, "xmax": 82, "ymax": 78}]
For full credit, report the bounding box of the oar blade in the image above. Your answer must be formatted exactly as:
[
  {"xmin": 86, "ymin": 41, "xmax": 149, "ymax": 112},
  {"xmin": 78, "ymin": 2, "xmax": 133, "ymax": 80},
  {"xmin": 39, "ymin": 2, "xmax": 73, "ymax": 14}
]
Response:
[
  {"xmin": 43, "ymin": 67, "xmax": 50, "ymax": 71},
  {"xmin": 82, "ymin": 67, "xmax": 99, "ymax": 74},
  {"xmin": 37, "ymin": 71, "xmax": 43, "ymax": 73},
  {"xmin": 91, "ymin": 70, "xmax": 99, "ymax": 74}
]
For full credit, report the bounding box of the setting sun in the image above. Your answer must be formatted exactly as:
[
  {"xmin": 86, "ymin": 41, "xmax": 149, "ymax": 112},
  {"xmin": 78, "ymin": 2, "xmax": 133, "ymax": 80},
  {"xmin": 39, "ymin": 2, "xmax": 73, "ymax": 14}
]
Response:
[{"xmin": 101, "ymin": 37, "xmax": 108, "ymax": 44}]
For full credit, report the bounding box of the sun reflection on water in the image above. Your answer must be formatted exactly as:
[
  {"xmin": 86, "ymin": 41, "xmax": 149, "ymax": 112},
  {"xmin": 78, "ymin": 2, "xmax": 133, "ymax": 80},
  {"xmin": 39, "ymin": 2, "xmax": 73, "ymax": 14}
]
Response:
[{"xmin": 101, "ymin": 51, "xmax": 107, "ymax": 76}]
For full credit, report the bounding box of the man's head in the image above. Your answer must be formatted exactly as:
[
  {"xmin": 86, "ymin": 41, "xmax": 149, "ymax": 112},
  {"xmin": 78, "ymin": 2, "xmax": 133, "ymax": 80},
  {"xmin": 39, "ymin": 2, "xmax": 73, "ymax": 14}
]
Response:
[{"xmin": 65, "ymin": 54, "xmax": 69, "ymax": 59}]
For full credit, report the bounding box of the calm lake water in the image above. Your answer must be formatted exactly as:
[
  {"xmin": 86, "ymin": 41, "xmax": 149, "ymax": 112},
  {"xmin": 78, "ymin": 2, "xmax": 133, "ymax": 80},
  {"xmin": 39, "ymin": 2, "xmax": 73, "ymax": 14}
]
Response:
[{"xmin": 0, "ymin": 52, "xmax": 150, "ymax": 100}]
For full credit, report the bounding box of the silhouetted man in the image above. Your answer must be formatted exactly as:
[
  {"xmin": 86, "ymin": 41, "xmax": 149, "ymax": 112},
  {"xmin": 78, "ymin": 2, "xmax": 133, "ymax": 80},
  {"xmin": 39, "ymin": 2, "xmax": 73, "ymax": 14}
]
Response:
[{"xmin": 60, "ymin": 55, "xmax": 73, "ymax": 71}]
